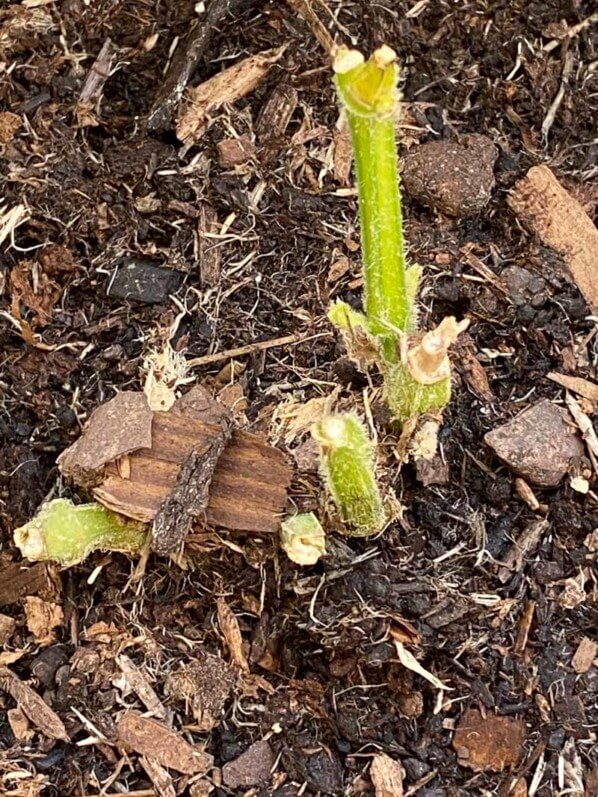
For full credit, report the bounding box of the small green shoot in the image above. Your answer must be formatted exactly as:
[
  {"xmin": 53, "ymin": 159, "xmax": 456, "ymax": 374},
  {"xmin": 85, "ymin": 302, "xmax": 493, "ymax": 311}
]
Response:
[
  {"xmin": 312, "ymin": 414, "xmax": 386, "ymax": 536},
  {"xmin": 331, "ymin": 45, "xmax": 468, "ymax": 422},
  {"xmin": 14, "ymin": 498, "xmax": 147, "ymax": 565}
]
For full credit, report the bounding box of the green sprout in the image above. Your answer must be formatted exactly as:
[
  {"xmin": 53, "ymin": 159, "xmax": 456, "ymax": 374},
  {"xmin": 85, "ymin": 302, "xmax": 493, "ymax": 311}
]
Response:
[
  {"xmin": 312, "ymin": 414, "xmax": 386, "ymax": 536},
  {"xmin": 331, "ymin": 45, "xmax": 468, "ymax": 422},
  {"xmin": 14, "ymin": 498, "xmax": 147, "ymax": 566}
]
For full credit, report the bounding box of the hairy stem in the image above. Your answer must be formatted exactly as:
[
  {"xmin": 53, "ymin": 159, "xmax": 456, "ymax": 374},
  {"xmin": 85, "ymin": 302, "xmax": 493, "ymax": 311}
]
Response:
[
  {"xmin": 312, "ymin": 414, "xmax": 385, "ymax": 536},
  {"xmin": 335, "ymin": 46, "xmax": 409, "ymax": 356}
]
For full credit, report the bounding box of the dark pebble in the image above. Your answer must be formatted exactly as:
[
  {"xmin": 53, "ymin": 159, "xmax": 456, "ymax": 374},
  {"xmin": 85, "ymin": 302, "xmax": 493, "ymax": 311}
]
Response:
[
  {"xmin": 34, "ymin": 748, "xmax": 65, "ymax": 771},
  {"xmin": 32, "ymin": 645, "xmax": 70, "ymax": 688},
  {"xmin": 107, "ymin": 260, "xmax": 182, "ymax": 304},
  {"xmin": 403, "ymin": 758, "xmax": 431, "ymax": 780}
]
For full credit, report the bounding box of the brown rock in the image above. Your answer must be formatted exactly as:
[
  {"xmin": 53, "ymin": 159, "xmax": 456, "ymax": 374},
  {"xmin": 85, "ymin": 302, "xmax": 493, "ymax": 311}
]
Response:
[
  {"xmin": 222, "ymin": 740, "xmax": 275, "ymax": 789},
  {"xmin": 484, "ymin": 399, "xmax": 585, "ymax": 487},
  {"xmin": 401, "ymin": 134, "xmax": 496, "ymax": 217},
  {"xmin": 453, "ymin": 708, "xmax": 525, "ymax": 771}
]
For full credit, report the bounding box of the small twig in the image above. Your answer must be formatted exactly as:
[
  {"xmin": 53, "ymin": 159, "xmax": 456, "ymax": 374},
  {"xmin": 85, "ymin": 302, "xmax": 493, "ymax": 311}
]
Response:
[
  {"xmin": 186, "ymin": 331, "xmax": 331, "ymax": 368},
  {"xmin": 147, "ymin": 0, "xmax": 261, "ymax": 132},
  {"xmin": 541, "ymin": 45, "xmax": 575, "ymax": 141},
  {"xmin": 286, "ymin": 0, "xmax": 335, "ymax": 53}
]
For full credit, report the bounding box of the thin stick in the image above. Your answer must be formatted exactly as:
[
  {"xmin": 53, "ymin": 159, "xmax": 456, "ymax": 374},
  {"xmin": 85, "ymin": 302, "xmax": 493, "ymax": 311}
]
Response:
[{"xmin": 186, "ymin": 331, "xmax": 331, "ymax": 368}]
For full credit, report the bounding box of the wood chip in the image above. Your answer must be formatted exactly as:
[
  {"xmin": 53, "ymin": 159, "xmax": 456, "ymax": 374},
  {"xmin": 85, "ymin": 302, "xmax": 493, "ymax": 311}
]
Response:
[
  {"xmin": 370, "ymin": 753, "xmax": 404, "ymax": 797},
  {"xmin": 547, "ymin": 372, "xmax": 598, "ymax": 404},
  {"xmin": 24, "ymin": 596, "xmax": 63, "ymax": 647},
  {"xmin": 217, "ymin": 598, "xmax": 249, "ymax": 672},
  {"xmin": 333, "ymin": 118, "xmax": 353, "ymax": 186},
  {"xmin": 508, "ymin": 165, "xmax": 598, "ymax": 311},
  {"xmin": 93, "ymin": 389, "xmax": 291, "ymax": 537},
  {"xmin": 497, "ymin": 519, "xmax": 549, "ymax": 583},
  {"xmin": 217, "ymin": 134, "xmax": 256, "ymax": 168},
  {"xmin": 176, "ymin": 47, "xmax": 286, "ymax": 147},
  {"xmin": 0, "ymin": 561, "xmax": 58, "ymax": 607},
  {"xmin": 198, "ymin": 203, "xmax": 221, "ymax": 287},
  {"xmin": 453, "ymin": 708, "xmax": 525, "ymax": 772},
  {"xmin": 571, "ymin": 637, "xmax": 597, "ymax": 674},
  {"xmin": 256, "ymin": 82, "xmax": 298, "ymax": 164},
  {"xmin": 0, "ymin": 613, "xmax": 16, "ymax": 645},
  {"xmin": 76, "ymin": 38, "xmax": 119, "ymax": 126},
  {"xmin": 117, "ymin": 710, "xmax": 213, "ymax": 775},
  {"xmin": 152, "ymin": 413, "xmax": 232, "ymax": 554},
  {"xmin": 140, "ymin": 756, "xmax": 176, "ymax": 797},
  {"xmin": 0, "ymin": 666, "xmax": 69, "ymax": 741},
  {"xmin": 117, "ymin": 654, "xmax": 168, "ymax": 719},
  {"xmin": 58, "ymin": 392, "xmax": 153, "ymax": 487},
  {"xmin": 514, "ymin": 600, "xmax": 535, "ymax": 655}
]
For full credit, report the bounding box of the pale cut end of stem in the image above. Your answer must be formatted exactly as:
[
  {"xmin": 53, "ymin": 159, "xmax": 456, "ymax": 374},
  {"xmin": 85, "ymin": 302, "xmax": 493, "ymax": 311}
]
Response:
[
  {"xmin": 372, "ymin": 44, "xmax": 397, "ymax": 69},
  {"xmin": 406, "ymin": 316, "xmax": 469, "ymax": 385},
  {"xmin": 14, "ymin": 498, "xmax": 147, "ymax": 565},
  {"xmin": 280, "ymin": 512, "xmax": 326, "ymax": 566},
  {"xmin": 312, "ymin": 413, "xmax": 386, "ymax": 537},
  {"xmin": 332, "ymin": 45, "xmax": 365, "ymax": 75}
]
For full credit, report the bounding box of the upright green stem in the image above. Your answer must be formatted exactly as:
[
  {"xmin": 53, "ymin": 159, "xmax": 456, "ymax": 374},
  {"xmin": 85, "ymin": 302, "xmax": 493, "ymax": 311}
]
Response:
[{"xmin": 335, "ymin": 46, "xmax": 408, "ymax": 356}]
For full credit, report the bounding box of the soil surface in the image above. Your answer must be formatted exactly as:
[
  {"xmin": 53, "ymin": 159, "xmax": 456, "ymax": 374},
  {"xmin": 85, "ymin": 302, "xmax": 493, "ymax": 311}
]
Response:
[{"xmin": 1, "ymin": 1, "xmax": 597, "ymax": 796}]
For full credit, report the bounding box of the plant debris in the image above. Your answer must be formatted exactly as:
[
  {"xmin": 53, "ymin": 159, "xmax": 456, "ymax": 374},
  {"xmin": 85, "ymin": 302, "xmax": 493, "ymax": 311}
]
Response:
[
  {"xmin": 117, "ymin": 710, "xmax": 213, "ymax": 775},
  {"xmin": 222, "ymin": 739, "xmax": 276, "ymax": 789},
  {"xmin": 453, "ymin": 708, "xmax": 526, "ymax": 772},
  {"xmin": 401, "ymin": 135, "xmax": 497, "ymax": 217},
  {"xmin": 370, "ymin": 753, "xmax": 404, "ymax": 797}
]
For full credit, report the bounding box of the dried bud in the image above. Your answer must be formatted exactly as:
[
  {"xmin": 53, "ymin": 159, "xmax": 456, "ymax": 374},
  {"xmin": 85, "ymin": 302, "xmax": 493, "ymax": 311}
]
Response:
[
  {"xmin": 280, "ymin": 513, "xmax": 326, "ymax": 566},
  {"xmin": 406, "ymin": 317, "xmax": 469, "ymax": 385}
]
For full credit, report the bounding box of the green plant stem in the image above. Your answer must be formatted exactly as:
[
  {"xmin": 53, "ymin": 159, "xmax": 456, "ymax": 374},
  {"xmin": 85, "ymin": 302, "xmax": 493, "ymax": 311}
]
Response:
[
  {"xmin": 14, "ymin": 498, "xmax": 147, "ymax": 565},
  {"xmin": 335, "ymin": 49, "xmax": 409, "ymax": 357},
  {"xmin": 349, "ymin": 112, "xmax": 407, "ymax": 357},
  {"xmin": 312, "ymin": 414, "xmax": 385, "ymax": 536}
]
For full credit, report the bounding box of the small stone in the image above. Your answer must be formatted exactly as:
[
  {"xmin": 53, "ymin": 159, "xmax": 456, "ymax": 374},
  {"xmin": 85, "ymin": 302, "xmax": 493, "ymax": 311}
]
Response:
[
  {"xmin": 401, "ymin": 134, "xmax": 497, "ymax": 217},
  {"xmin": 108, "ymin": 260, "xmax": 182, "ymax": 304},
  {"xmin": 403, "ymin": 758, "xmax": 430, "ymax": 780},
  {"xmin": 453, "ymin": 708, "xmax": 525, "ymax": 772},
  {"xmin": 502, "ymin": 265, "xmax": 547, "ymax": 307},
  {"xmin": 484, "ymin": 399, "xmax": 585, "ymax": 487},
  {"xmin": 222, "ymin": 740, "xmax": 275, "ymax": 789}
]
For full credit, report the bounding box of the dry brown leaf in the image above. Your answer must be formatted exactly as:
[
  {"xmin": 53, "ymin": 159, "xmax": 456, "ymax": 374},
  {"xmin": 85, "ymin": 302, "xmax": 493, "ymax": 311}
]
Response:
[
  {"xmin": 571, "ymin": 637, "xmax": 597, "ymax": 673},
  {"xmin": 547, "ymin": 372, "xmax": 598, "ymax": 404},
  {"xmin": 24, "ymin": 597, "xmax": 63, "ymax": 647},
  {"xmin": 9, "ymin": 260, "xmax": 61, "ymax": 328},
  {"xmin": 370, "ymin": 753, "xmax": 404, "ymax": 797},
  {"xmin": 217, "ymin": 598, "xmax": 249, "ymax": 672},
  {"xmin": 177, "ymin": 46, "xmax": 286, "ymax": 147},
  {"xmin": 394, "ymin": 641, "xmax": 448, "ymax": 690},
  {"xmin": 0, "ymin": 666, "xmax": 69, "ymax": 741},
  {"xmin": 117, "ymin": 710, "xmax": 213, "ymax": 775}
]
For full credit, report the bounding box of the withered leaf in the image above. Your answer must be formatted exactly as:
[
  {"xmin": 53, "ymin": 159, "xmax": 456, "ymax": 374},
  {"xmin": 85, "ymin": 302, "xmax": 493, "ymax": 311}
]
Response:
[
  {"xmin": 453, "ymin": 708, "xmax": 525, "ymax": 772},
  {"xmin": 217, "ymin": 598, "xmax": 249, "ymax": 672}
]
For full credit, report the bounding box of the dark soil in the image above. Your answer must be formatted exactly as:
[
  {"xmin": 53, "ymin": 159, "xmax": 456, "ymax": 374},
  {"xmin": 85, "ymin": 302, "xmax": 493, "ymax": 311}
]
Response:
[{"xmin": 1, "ymin": 1, "xmax": 597, "ymax": 795}]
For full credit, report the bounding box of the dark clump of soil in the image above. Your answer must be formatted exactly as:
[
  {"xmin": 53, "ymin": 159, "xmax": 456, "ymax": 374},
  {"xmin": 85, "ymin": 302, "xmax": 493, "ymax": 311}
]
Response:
[{"xmin": 1, "ymin": 1, "xmax": 597, "ymax": 796}]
